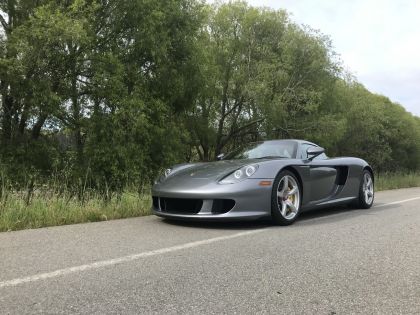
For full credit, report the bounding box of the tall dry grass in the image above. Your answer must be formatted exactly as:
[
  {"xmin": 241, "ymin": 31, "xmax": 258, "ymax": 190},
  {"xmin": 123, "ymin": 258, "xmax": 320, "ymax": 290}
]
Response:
[
  {"xmin": 375, "ymin": 172, "xmax": 420, "ymax": 191},
  {"xmin": 0, "ymin": 168, "xmax": 151, "ymax": 232}
]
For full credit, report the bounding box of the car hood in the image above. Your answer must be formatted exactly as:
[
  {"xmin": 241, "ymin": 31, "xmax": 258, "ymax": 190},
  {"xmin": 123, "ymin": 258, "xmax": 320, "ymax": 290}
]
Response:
[{"xmin": 164, "ymin": 160, "xmax": 255, "ymax": 183}]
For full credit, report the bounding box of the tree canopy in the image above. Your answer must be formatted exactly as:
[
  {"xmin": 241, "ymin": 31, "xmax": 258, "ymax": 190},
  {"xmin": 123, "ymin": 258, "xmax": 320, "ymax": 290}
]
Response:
[{"xmin": 1, "ymin": 0, "xmax": 419, "ymax": 193}]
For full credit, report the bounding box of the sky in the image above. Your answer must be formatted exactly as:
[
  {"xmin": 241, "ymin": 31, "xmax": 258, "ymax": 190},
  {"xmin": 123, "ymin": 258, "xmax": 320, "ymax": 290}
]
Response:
[{"xmin": 207, "ymin": 0, "xmax": 420, "ymax": 116}]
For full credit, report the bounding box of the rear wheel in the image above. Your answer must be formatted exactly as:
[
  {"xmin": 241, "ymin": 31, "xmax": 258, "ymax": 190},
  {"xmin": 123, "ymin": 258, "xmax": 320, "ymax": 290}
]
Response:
[
  {"xmin": 271, "ymin": 170, "xmax": 301, "ymax": 225},
  {"xmin": 356, "ymin": 170, "xmax": 374, "ymax": 209}
]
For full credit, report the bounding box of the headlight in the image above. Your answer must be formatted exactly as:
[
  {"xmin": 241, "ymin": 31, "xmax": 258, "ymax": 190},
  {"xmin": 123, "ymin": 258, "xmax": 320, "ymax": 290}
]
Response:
[
  {"xmin": 155, "ymin": 168, "xmax": 172, "ymax": 184},
  {"xmin": 219, "ymin": 164, "xmax": 258, "ymax": 184}
]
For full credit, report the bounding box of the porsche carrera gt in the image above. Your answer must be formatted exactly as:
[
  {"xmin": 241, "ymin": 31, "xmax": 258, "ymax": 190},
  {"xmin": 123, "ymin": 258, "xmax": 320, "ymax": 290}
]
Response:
[{"xmin": 152, "ymin": 140, "xmax": 374, "ymax": 225}]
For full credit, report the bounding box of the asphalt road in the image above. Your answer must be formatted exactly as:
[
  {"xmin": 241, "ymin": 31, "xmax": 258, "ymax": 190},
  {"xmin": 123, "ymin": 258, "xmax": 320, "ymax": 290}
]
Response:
[{"xmin": 1, "ymin": 188, "xmax": 420, "ymax": 314}]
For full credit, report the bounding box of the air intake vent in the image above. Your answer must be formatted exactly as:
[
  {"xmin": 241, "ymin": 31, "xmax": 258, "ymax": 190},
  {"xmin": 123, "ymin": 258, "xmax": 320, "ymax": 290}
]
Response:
[
  {"xmin": 159, "ymin": 198, "xmax": 203, "ymax": 214},
  {"xmin": 211, "ymin": 199, "xmax": 235, "ymax": 214}
]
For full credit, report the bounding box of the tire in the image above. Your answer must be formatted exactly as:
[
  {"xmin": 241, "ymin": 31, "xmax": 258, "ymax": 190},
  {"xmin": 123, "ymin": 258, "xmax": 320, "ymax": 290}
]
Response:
[
  {"xmin": 271, "ymin": 170, "xmax": 302, "ymax": 225},
  {"xmin": 356, "ymin": 170, "xmax": 374, "ymax": 209}
]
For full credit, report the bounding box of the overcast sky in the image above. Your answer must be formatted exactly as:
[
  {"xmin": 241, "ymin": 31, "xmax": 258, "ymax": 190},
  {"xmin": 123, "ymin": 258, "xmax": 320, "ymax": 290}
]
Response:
[{"xmin": 208, "ymin": 0, "xmax": 420, "ymax": 116}]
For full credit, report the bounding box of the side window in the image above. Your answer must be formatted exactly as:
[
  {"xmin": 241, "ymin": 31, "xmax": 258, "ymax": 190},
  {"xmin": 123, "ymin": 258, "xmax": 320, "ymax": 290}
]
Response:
[
  {"xmin": 300, "ymin": 144, "xmax": 328, "ymax": 160},
  {"xmin": 299, "ymin": 144, "xmax": 312, "ymax": 159},
  {"xmin": 314, "ymin": 152, "xmax": 328, "ymax": 160}
]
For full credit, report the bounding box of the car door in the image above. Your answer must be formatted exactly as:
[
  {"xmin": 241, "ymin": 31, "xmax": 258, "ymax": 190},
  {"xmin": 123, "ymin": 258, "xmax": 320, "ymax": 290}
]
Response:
[{"xmin": 300, "ymin": 143, "xmax": 337, "ymax": 202}]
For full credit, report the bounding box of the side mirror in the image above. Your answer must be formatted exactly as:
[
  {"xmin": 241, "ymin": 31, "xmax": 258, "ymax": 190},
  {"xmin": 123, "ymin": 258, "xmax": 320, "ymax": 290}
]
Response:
[
  {"xmin": 307, "ymin": 147, "xmax": 325, "ymax": 160},
  {"xmin": 216, "ymin": 153, "xmax": 225, "ymax": 161}
]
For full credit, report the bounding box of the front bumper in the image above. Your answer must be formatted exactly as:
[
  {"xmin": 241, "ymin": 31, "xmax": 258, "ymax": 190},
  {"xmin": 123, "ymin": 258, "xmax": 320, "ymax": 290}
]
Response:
[{"xmin": 152, "ymin": 178, "xmax": 273, "ymax": 221}]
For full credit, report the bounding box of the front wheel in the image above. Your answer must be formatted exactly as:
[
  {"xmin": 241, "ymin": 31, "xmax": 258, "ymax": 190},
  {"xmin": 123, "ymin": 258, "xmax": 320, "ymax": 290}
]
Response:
[
  {"xmin": 271, "ymin": 170, "xmax": 301, "ymax": 225},
  {"xmin": 356, "ymin": 170, "xmax": 374, "ymax": 209}
]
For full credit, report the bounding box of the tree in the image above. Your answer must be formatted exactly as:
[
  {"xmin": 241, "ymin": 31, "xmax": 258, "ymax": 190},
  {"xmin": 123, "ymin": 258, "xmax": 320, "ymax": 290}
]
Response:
[
  {"xmin": 187, "ymin": 2, "xmax": 339, "ymax": 160},
  {"xmin": 2, "ymin": 0, "xmax": 420, "ymax": 196}
]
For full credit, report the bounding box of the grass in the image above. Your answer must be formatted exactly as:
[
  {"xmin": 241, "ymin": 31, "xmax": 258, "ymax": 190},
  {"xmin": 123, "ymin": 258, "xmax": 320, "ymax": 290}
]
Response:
[
  {"xmin": 0, "ymin": 190, "xmax": 151, "ymax": 232},
  {"xmin": 375, "ymin": 172, "xmax": 420, "ymax": 191},
  {"xmin": 1, "ymin": 172, "xmax": 420, "ymax": 232}
]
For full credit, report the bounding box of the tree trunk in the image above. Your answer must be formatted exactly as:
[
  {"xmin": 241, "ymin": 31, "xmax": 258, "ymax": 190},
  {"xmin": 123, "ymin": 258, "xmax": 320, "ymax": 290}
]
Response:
[
  {"xmin": 31, "ymin": 114, "xmax": 47, "ymax": 139},
  {"xmin": 1, "ymin": 91, "xmax": 13, "ymax": 143},
  {"xmin": 72, "ymin": 68, "xmax": 83, "ymax": 165}
]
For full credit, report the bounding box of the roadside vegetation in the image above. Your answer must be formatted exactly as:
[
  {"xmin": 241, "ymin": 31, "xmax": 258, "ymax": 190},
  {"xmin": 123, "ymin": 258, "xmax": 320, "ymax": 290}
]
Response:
[
  {"xmin": 0, "ymin": 187, "xmax": 151, "ymax": 232},
  {"xmin": 1, "ymin": 1, "xmax": 420, "ymax": 231},
  {"xmin": 375, "ymin": 172, "xmax": 420, "ymax": 191}
]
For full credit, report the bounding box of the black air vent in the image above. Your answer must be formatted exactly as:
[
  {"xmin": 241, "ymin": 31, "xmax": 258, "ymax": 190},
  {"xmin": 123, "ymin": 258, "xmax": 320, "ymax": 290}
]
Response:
[
  {"xmin": 212, "ymin": 199, "xmax": 235, "ymax": 214},
  {"xmin": 152, "ymin": 196, "xmax": 159, "ymax": 209},
  {"xmin": 159, "ymin": 198, "xmax": 203, "ymax": 214}
]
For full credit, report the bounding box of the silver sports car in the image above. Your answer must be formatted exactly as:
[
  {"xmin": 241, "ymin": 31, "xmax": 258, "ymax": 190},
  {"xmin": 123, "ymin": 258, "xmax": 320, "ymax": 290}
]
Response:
[{"xmin": 152, "ymin": 140, "xmax": 374, "ymax": 225}]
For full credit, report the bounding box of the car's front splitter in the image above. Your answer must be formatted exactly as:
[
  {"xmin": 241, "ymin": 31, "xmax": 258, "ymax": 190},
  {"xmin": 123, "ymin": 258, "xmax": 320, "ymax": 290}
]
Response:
[{"xmin": 152, "ymin": 178, "xmax": 273, "ymax": 221}]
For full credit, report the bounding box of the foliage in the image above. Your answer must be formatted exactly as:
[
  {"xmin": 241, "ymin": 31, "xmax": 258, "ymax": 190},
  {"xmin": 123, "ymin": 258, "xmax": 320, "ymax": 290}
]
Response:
[
  {"xmin": 375, "ymin": 172, "xmax": 420, "ymax": 191},
  {"xmin": 0, "ymin": 188, "xmax": 151, "ymax": 232},
  {"xmin": 1, "ymin": 0, "xmax": 420, "ymax": 200}
]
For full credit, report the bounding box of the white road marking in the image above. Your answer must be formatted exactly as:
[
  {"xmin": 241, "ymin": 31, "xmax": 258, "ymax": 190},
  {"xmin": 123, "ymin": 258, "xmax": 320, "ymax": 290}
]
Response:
[
  {"xmin": 1, "ymin": 195, "xmax": 420, "ymax": 289},
  {"xmin": 0, "ymin": 229, "xmax": 267, "ymax": 289},
  {"xmin": 375, "ymin": 197, "xmax": 420, "ymax": 207}
]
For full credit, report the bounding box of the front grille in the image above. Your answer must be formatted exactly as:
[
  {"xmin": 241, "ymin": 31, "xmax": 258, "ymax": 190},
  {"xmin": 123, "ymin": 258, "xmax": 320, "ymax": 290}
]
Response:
[
  {"xmin": 153, "ymin": 196, "xmax": 236, "ymax": 215},
  {"xmin": 152, "ymin": 196, "xmax": 159, "ymax": 209},
  {"xmin": 211, "ymin": 199, "xmax": 235, "ymax": 214},
  {"xmin": 157, "ymin": 197, "xmax": 203, "ymax": 214}
]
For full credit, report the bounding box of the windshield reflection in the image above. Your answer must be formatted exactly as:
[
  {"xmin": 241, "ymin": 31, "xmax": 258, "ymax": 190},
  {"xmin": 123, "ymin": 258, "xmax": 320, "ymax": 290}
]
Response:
[{"xmin": 224, "ymin": 141, "xmax": 298, "ymax": 160}]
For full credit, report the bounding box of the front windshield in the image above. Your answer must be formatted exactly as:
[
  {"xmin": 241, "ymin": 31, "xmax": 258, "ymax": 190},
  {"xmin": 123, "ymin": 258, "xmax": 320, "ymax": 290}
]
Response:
[{"xmin": 224, "ymin": 141, "xmax": 298, "ymax": 160}]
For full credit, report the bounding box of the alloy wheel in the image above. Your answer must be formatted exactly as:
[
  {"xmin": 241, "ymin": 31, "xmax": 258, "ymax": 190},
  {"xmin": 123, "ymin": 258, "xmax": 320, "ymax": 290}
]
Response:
[
  {"xmin": 277, "ymin": 175, "xmax": 300, "ymax": 220},
  {"xmin": 363, "ymin": 173, "xmax": 374, "ymax": 205}
]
